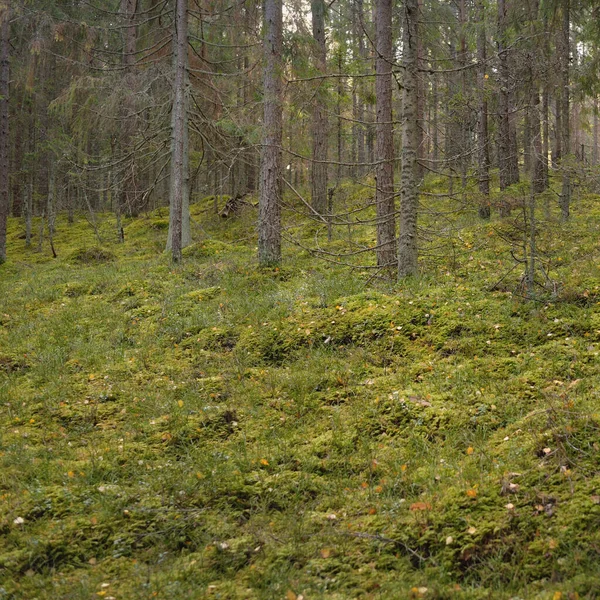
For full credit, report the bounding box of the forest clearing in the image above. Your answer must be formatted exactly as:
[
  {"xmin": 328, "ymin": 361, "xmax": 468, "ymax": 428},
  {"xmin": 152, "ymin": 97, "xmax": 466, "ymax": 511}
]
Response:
[{"xmin": 2, "ymin": 0, "xmax": 600, "ymax": 598}]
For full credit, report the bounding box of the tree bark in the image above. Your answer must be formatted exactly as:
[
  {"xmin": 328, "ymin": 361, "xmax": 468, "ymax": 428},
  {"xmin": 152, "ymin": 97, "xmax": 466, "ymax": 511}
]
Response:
[
  {"xmin": 0, "ymin": 2, "xmax": 9, "ymax": 263},
  {"xmin": 352, "ymin": 0, "xmax": 366, "ymax": 179},
  {"xmin": 311, "ymin": 0, "xmax": 328, "ymax": 215},
  {"xmin": 415, "ymin": 0, "xmax": 424, "ymax": 181},
  {"xmin": 497, "ymin": 0, "xmax": 519, "ymax": 196},
  {"xmin": 166, "ymin": 0, "xmax": 190, "ymax": 262},
  {"xmin": 118, "ymin": 0, "xmax": 138, "ymax": 221},
  {"xmin": 258, "ymin": 0, "xmax": 283, "ymax": 266},
  {"xmin": 558, "ymin": 0, "xmax": 571, "ymax": 220},
  {"xmin": 593, "ymin": 97, "xmax": 598, "ymax": 166},
  {"xmin": 398, "ymin": 0, "xmax": 419, "ymax": 277},
  {"xmin": 476, "ymin": 0, "xmax": 490, "ymax": 218},
  {"xmin": 374, "ymin": 0, "xmax": 395, "ymax": 270}
]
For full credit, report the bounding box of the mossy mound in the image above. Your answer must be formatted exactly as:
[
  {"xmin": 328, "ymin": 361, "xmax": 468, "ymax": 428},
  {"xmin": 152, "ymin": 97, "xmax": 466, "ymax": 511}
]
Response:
[
  {"xmin": 182, "ymin": 239, "xmax": 237, "ymax": 259},
  {"xmin": 67, "ymin": 246, "xmax": 116, "ymax": 265}
]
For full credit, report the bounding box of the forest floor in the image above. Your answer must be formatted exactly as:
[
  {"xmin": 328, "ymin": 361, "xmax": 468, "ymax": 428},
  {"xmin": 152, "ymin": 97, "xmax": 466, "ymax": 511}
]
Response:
[{"xmin": 1, "ymin": 181, "xmax": 600, "ymax": 599}]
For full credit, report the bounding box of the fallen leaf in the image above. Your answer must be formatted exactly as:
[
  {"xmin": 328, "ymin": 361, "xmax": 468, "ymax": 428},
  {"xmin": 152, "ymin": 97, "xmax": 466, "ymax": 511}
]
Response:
[
  {"xmin": 410, "ymin": 502, "xmax": 431, "ymax": 511},
  {"xmin": 408, "ymin": 396, "xmax": 432, "ymax": 407},
  {"xmin": 320, "ymin": 548, "xmax": 332, "ymax": 558},
  {"xmin": 466, "ymin": 488, "xmax": 477, "ymax": 498},
  {"xmin": 466, "ymin": 446, "xmax": 474, "ymax": 455}
]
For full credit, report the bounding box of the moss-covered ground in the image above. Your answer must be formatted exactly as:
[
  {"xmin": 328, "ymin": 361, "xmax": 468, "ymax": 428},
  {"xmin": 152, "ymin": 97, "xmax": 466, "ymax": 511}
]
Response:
[{"xmin": 1, "ymin": 185, "xmax": 600, "ymax": 599}]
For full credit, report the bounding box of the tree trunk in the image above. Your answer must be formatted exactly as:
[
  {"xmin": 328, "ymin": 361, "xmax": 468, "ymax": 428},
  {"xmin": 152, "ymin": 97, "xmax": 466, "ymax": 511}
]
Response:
[
  {"xmin": 166, "ymin": 0, "xmax": 190, "ymax": 262},
  {"xmin": 311, "ymin": 0, "xmax": 328, "ymax": 215},
  {"xmin": 458, "ymin": 0, "xmax": 468, "ymax": 191},
  {"xmin": 593, "ymin": 97, "xmax": 598, "ymax": 166},
  {"xmin": 476, "ymin": 0, "xmax": 490, "ymax": 218},
  {"xmin": 352, "ymin": 0, "xmax": 366, "ymax": 179},
  {"xmin": 0, "ymin": 2, "xmax": 9, "ymax": 263},
  {"xmin": 374, "ymin": 0, "xmax": 395, "ymax": 270},
  {"xmin": 258, "ymin": 0, "xmax": 283, "ymax": 266},
  {"xmin": 415, "ymin": 0, "xmax": 424, "ymax": 181},
  {"xmin": 497, "ymin": 0, "xmax": 519, "ymax": 195},
  {"xmin": 119, "ymin": 0, "xmax": 138, "ymax": 221},
  {"xmin": 558, "ymin": 0, "xmax": 571, "ymax": 220},
  {"xmin": 337, "ymin": 48, "xmax": 344, "ymax": 184},
  {"xmin": 542, "ymin": 85, "xmax": 550, "ymax": 190},
  {"xmin": 398, "ymin": 0, "xmax": 419, "ymax": 278}
]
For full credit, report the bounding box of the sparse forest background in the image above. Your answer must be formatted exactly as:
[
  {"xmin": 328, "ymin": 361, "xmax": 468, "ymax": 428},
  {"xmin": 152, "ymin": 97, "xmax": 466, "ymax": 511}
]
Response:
[{"xmin": 1, "ymin": 0, "xmax": 600, "ymax": 285}]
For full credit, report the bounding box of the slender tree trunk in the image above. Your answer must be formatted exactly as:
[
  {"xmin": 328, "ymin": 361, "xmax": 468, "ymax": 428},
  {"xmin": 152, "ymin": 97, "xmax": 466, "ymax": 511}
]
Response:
[
  {"xmin": 311, "ymin": 0, "xmax": 328, "ymax": 215},
  {"xmin": 541, "ymin": 12, "xmax": 550, "ymax": 191},
  {"xmin": 593, "ymin": 97, "xmax": 598, "ymax": 166},
  {"xmin": 432, "ymin": 74, "xmax": 438, "ymax": 163},
  {"xmin": 415, "ymin": 0, "xmax": 424, "ymax": 181},
  {"xmin": 398, "ymin": 0, "xmax": 419, "ymax": 278},
  {"xmin": 458, "ymin": 0, "xmax": 468, "ymax": 191},
  {"xmin": 166, "ymin": 0, "xmax": 189, "ymax": 262},
  {"xmin": 554, "ymin": 94, "xmax": 562, "ymax": 168},
  {"xmin": 497, "ymin": 0, "xmax": 519, "ymax": 196},
  {"xmin": 47, "ymin": 160, "xmax": 55, "ymax": 238},
  {"xmin": 476, "ymin": 0, "xmax": 490, "ymax": 218},
  {"xmin": 352, "ymin": 0, "xmax": 366, "ymax": 179},
  {"xmin": 258, "ymin": 0, "xmax": 283, "ymax": 266},
  {"xmin": 337, "ymin": 49, "xmax": 344, "ymax": 184},
  {"xmin": 542, "ymin": 85, "xmax": 550, "ymax": 190},
  {"xmin": 374, "ymin": 0, "xmax": 395, "ymax": 270},
  {"xmin": 119, "ymin": 0, "xmax": 138, "ymax": 223},
  {"xmin": 559, "ymin": 0, "xmax": 570, "ymax": 220},
  {"xmin": 10, "ymin": 91, "xmax": 22, "ymax": 217},
  {"xmin": 25, "ymin": 88, "xmax": 35, "ymax": 248},
  {"xmin": 0, "ymin": 2, "xmax": 9, "ymax": 263}
]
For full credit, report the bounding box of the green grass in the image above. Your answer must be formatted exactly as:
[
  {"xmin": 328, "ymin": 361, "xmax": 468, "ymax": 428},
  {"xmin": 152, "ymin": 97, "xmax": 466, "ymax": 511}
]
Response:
[{"xmin": 1, "ymin": 188, "xmax": 600, "ymax": 599}]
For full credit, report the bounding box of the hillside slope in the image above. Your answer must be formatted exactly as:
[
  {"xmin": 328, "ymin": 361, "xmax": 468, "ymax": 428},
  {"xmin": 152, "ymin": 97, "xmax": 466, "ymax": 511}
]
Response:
[{"xmin": 1, "ymin": 193, "xmax": 600, "ymax": 599}]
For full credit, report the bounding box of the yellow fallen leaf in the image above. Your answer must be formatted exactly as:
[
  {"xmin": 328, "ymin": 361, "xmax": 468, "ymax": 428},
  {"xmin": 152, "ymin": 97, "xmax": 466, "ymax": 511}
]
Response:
[
  {"xmin": 178, "ymin": 400, "xmax": 184, "ymax": 408},
  {"xmin": 286, "ymin": 591, "xmax": 297, "ymax": 600},
  {"xmin": 260, "ymin": 459, "xmax": 269, "ymax": 466},
  {"xmin": 466, "ymin": 446, "xmax": 474, "ymax": 455},
  {"xmin": 466, "ymin": 488, "xmax": 477, "ymax": 498}
]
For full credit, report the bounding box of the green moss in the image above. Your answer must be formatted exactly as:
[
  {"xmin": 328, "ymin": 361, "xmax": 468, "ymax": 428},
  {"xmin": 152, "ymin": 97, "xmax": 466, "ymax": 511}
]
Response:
[
  {"xmin": 2, "ymin": 190, "xmax": 600, "ymax": 598},
  {"xmin": 68, "ymin": 246, "xmax": 116, "ymax": 265}
]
